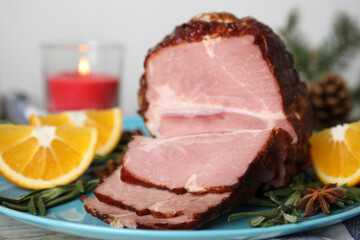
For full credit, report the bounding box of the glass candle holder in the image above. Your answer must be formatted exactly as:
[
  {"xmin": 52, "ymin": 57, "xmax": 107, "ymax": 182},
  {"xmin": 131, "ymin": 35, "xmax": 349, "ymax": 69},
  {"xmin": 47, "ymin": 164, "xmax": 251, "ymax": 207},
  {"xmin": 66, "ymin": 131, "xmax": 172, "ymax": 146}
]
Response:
[{"xmin": 42, "ymin": 41, "xmax": 123, "ymax": 112}]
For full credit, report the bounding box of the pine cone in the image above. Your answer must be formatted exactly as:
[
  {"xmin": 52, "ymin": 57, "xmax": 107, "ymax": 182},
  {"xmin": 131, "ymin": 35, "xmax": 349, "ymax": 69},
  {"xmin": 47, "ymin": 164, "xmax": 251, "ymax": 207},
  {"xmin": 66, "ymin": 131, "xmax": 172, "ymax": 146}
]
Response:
[{"xmin": 309, "ymin": 74, "xmax": 352, "ymax": 129}]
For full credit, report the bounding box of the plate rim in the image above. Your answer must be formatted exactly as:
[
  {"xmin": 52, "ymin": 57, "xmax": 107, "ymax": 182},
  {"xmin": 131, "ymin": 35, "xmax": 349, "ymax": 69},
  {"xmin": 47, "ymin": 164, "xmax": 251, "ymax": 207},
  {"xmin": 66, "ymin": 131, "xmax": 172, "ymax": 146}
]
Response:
[{"xmin": 1, "ymin": 200, "xmax": 360, "ymax": 239}]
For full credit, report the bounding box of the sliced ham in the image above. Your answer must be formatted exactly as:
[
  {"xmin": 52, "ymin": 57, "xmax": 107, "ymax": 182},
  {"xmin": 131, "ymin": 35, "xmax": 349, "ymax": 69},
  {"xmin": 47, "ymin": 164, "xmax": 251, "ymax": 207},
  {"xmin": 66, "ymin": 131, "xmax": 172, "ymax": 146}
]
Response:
[
  {"xmin": 121, "ymin": 128, "xmax": 293, "ymax": 194},
  {"xmin": 81, "ymin": 196, "xmax": 201, "ymax": 230},
  {"xmin": 94, "ymin": 167, "xmax": 231, "ymax": 218}
]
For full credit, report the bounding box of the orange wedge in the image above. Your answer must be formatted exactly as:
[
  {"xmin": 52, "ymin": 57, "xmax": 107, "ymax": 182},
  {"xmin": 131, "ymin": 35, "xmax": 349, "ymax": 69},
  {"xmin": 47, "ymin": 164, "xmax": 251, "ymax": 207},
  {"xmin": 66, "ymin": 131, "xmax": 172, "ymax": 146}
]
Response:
[
  {"xmin": 29, "ymin": 108, "xmax": 122, "ymax": 156},
  {"xmin": 310, "ymin": 120, "xmax": 360, "ymax": 186},
  {"xmin": 0, "ymin": 124, "xmax": 97, "ymax": 189}
]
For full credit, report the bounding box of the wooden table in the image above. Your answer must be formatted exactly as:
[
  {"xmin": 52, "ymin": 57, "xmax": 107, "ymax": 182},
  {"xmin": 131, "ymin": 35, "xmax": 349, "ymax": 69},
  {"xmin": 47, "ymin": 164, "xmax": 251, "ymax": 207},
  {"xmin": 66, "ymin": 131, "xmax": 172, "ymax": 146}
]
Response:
[{"xmin": 0, "ymin": 214, "xmax": 87, "ymax": 240}]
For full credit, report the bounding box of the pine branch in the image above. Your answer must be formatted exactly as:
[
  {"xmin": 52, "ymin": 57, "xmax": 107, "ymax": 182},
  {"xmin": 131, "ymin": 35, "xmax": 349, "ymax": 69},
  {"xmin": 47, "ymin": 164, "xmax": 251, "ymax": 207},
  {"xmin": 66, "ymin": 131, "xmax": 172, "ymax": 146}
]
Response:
[
  {"xmin": 280, "ymin": 9, "xmax": 313, "ymax": 82},
  {"xmin": 281, "ymin": 10, "xmax": 360, "ymax": 83},
  {"xmin": 316, "ymin": 13, "xmax": 360, "ymax": 77},
  {"xmin": 284, "ymin": 9, "xmax": 300, "ymax": 34}
]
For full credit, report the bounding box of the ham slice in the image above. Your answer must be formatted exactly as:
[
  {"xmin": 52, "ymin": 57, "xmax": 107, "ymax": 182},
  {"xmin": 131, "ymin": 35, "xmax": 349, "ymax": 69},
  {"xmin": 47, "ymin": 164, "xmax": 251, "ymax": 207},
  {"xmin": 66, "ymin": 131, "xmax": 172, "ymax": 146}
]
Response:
[
  {"xmin": 121, "ymin": 128, "xmax": 293, "ymax": 194},
  {"xmin": 81, "ymin": 196, "xmax": 200, "ymax": 230},
  {"xmin": 94, "ymin": 167, "xmax": 231, "ymax": 218}
]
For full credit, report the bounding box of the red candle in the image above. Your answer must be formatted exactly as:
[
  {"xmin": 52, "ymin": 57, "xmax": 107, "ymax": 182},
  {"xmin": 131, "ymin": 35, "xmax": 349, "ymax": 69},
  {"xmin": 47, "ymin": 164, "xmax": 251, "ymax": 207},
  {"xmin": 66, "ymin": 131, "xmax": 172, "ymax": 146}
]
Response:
[{"xmin": 46, "ymin": 57, "xmax": 119, "ymax": 112}]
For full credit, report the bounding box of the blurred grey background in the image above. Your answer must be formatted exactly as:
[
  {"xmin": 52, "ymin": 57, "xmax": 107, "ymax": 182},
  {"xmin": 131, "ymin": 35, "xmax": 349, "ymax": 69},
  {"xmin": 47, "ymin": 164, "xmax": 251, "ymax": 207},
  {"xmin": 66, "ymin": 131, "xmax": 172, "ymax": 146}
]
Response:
[{"xmin": 0, "ymin": 0, "xmax": 359, "ymax": 116}]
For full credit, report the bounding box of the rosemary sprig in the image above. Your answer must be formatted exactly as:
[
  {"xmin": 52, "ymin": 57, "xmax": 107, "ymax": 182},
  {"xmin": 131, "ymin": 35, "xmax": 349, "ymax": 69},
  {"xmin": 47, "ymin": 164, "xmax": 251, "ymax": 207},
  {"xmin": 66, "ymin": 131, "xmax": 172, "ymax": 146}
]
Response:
[
  {"xmin": 1, "ymin": 179, "xmax": 99, "ymax": 216},
  {"xmin": 228, "ymin": 192, "xmax": 305, "ymax": 227},
  {"xmin": 228, "ymin": 172, "xmax": 360, "ymax": 227}
]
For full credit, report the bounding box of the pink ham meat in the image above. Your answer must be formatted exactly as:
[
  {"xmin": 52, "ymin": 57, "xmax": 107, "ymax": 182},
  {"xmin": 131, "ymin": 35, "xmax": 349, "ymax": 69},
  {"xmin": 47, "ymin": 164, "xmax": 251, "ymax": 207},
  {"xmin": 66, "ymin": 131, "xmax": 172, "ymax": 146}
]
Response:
[
  {"xmin": 121, "ymin": 128, "xmax": 294, "ymax": 194},
  {"xmin": 94, "ymin": 167, "xmax": 231, "ymax": 218},
  {"xmin": 138, "ymin": 13, "xmax": 311, "ymax": 145},
  {"xmin": 81, "ymin": 196, "xmax": 200, "ymax": 230}
]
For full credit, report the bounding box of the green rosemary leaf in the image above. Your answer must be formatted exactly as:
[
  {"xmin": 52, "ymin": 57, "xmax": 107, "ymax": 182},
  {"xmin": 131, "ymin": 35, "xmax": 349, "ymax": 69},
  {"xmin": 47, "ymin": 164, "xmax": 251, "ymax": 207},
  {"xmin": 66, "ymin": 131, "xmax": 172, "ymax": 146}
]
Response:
[
  {"xmin": 269, "ymin": 192, "xmax": 291, "ymax": 211},
  {"xmin": 84, "ymin": 179, "xmax": 99, "ymax": 192},
  {"xmin": 292, "ymin": 208, "xmax": 301, "ymax": 217},
  {"xmin": 260, "ymin": 216, "xmax": 282, "ymax": 227},
  {"xmin": 15, "ymin": 189, "xmax": 46, "ymax": 203},
  {"xmin": 37, "ymin": 197, "xmax": 46, "ymax": 216},
  {"xmin": 0, "ymin": 196, "xmax": 23, "ymax": 203},
  {"xmin": 345, "ymin": 200, "xmax": 355, "ymax": 206},
  {"xmin": 228, "ymin": 209, "xmax": 279, "ymax": 222},
  {"xmin": 40, "ymin": 188, "xmax": 68, "ymax": 203},
  {"xmin": 343, "ymin": 186, "xmax": 360, "ymax": 195},
  {"xmin": 0, "ymin": 177, "xmax": 100, "ymax": 217},
  {"xmin": 2, "ymin": 201, "xmax": 29, "ymax": 212},
  {"xmin": 283, "ymin": 212, "xmax": 297, "ymax": 223},
  {"xmin": 346, "ymin": 191, "xmax": 360, "ymax": 201},
  {"xmin": 45, "ymin": 188, "xmax": 81, "ymax": 208},
  {"xmin": 284, "ymin": 191, "xmax": 302, "ymax": 206},
  {"xmin": 57, "ymin": 183, "xmax": 76, "ymax": 190},
  {"xmin": 28, "ymin": 196, "xmax": 37, "ymax": 215},
  {"xmin": 248, "ymin": 216, "xmax": 266, "ymax": 227},
  {"xmin": 336, "ymin": 200, "xmax": 346, "ymax": 208},
  {"xmin": 76, "ymin": 180, "xmax": 84, "ymax": 193}
]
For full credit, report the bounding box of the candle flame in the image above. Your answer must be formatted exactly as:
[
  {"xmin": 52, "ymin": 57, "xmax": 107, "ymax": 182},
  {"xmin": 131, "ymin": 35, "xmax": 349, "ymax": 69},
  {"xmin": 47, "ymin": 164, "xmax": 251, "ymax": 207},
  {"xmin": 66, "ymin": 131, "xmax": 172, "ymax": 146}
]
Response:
[
  {"xmin": 78, "ymin": 57, "xmax": 90, "ymax": 75},
  {"xmin": 78, "ymin": 44, "xmax": 88, "ymax": 52}
]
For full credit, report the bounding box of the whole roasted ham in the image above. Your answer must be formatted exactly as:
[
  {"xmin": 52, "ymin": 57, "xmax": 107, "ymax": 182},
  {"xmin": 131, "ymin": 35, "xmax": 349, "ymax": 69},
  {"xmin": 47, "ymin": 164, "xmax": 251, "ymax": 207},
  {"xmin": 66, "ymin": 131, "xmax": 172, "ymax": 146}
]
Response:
[
  {"xmin": 83, "ymin": 12, "xmax": 312, "ymax": 230},
  {"xmin": 125, "ymin": 12, "xmax": 311, "ymax": 192}
]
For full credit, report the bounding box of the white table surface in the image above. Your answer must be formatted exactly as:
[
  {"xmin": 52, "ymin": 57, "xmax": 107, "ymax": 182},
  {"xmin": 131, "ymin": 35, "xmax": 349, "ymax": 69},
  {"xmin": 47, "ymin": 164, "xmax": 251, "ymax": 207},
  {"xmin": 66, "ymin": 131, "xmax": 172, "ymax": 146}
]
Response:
[{"xmin": 0, "ymin": 214, "xmax": 88, "ymax": 240}]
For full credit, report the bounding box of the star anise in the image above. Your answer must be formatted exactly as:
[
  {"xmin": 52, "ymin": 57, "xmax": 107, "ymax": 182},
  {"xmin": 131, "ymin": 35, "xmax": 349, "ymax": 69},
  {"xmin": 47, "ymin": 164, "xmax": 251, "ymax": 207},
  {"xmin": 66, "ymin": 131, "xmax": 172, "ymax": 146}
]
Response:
[{"xmin": 296, "ymin": 183, "xmax": 347, "ymax": 217}]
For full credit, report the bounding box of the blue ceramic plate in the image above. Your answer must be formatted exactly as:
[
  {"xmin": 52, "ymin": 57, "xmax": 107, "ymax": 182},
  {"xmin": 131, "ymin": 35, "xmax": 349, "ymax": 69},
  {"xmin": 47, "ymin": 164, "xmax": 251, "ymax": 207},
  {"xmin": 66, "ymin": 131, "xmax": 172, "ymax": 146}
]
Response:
[{"xmin": 1, "ymin": 116, "xmax": 360, "ymax": 240}]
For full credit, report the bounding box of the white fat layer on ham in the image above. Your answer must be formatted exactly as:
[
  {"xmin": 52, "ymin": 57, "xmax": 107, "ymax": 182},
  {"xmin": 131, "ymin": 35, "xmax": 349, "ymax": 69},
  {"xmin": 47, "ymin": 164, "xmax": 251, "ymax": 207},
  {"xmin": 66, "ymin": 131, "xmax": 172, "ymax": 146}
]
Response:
[
  {"xmin": 203, "ymin": 36, "xmax": 222, "ymax": 58},
  {"xmin": 146, "ymin": 84, "xmax": 286, "ymax": 136},
  {"xmin": 144, "ymin": 35, "xmax": 297, "ymax": 142},
  {"xmin": 136, "ymin": 129, "xmax": 267, "ymax": 152},
  {"xmin": 184, "ymin": 174, "xmax": 205, "ymax": 193}
]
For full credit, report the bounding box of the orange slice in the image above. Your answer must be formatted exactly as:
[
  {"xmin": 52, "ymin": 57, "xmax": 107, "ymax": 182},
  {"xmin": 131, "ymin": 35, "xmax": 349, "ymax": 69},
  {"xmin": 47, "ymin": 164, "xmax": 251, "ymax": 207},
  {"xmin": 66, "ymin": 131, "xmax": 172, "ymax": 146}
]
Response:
[
  {"xmin": 29, "ymin": 108, "xmax": 122, "ymax": 156},
  {"xmin": 310, "ymin": 120, "xmax": 360, "ymax": 186},
  {"xmin": 0, "ymin": 124, "xmax": 97, "ymax": 189}
]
